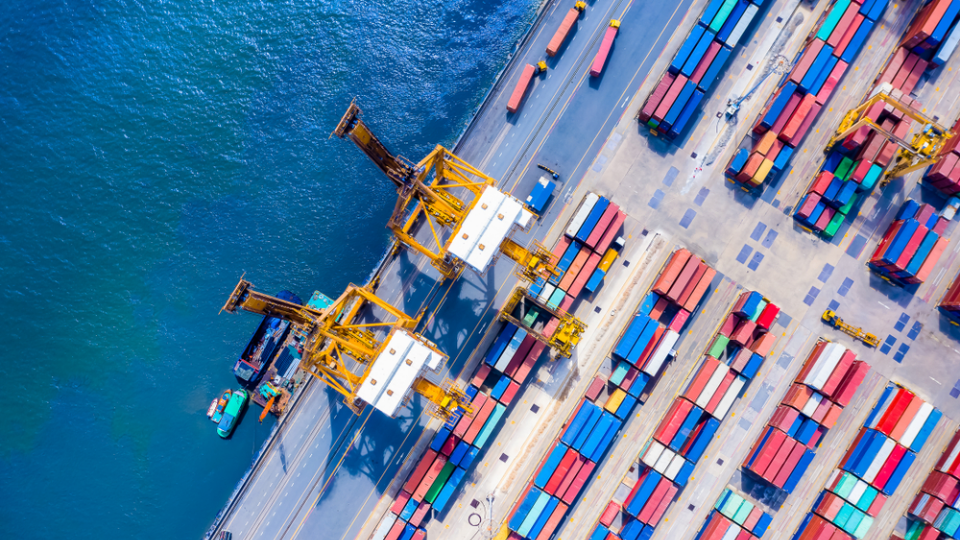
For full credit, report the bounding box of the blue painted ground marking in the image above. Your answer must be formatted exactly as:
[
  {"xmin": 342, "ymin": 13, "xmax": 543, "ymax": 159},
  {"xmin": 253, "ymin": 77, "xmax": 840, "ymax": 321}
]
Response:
[
  {"xmin": 885, "ymin": 335, "xmax": 897, "ymax": 345},
  {"xmin": 907, "ymin": 321, "xmax": 922, "ymax": 340},
  {"xmin": 828, "ymin": 300, "xmax": 840, "ymax": 311},
  {"xmin": 649, "ymin": 189, "xmax": 664, "ymax": 210},
  {"xmin": 846, "ymin": 234, "xmax": 867, "ymax": 259},
  {"xmin": 772, "ymin": 199, "xmax": 780, "ymax": 209},
  {"xmin": 838, "ymin": 277, "xmax": 854, "ymax": 297},
  {"xmin": 818, "ymin": 264, "xmax": 834, "ymax": 283},
  {"xmin": 762, "ymin": 230, "xmax": 778, "ymax": 249},
  {"xmin": 747, "ymin": 252, "xmax": 764, "ymax": 271},
  {"xmin": 776, "ymin": 313, "xmax": 792, "ymax": 327},
  {"xmin": 893, "ymin": 351, "xmax": 905, "ymax": 363},
  {"xmin": 952, "ymin": 389, "xmax": 960, "ymax": 399},
  {"xmin": 880, "ymin": 335, "xmax": 896, "ymax": 354},
  {"xmin": 898, "ymin": 343, "xmax": 910, "ymax": 354},
  {"xmin": 751, "ymin": 222, "xmax": 767, "ymax": 241},
  {"xmin": 736, "ymin": 244, "xmax": 753, "ymax": 264},
  {"xmin": 694, "ymin": 188, "xmax": 709, "ymax": 207},
  {"xmin": 663, "ymin": 167, "xmax": 678, "ymax": 187},
  {"xmin": 680, "ymin": 209, "xmax": 696, "ymax": 229},
  {"xmin": 803, "ymin": 286, "xmax": 820, "ymax": 306},
  {"xmin": 894, "ymin": 313, "xmax": 910, "ymax": 332}
]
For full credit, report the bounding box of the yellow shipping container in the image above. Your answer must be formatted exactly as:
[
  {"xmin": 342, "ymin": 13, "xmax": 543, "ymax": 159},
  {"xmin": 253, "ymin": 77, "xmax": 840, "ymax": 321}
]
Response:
[
  {"xmin": 598, "ymin": 248, "xmax": 618, "ymax": 272},
  {"xmin": 605, "ymin": 388, "xmax": 626, "ymax": 413}
]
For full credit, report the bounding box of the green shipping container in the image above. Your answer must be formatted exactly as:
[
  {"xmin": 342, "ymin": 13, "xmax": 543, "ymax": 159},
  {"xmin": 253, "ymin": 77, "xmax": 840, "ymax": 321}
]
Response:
[
  {"xmin": 721, "ymin": 492, "xmax": 743, "ymax": 518},
  {"xmin": 843, "ymin": 509, "xmax": 864, "ymax": 535},
  {"xmin": 708, "ymin": 335, "xmax": 730, "ymax": 358},
  {"xmin": 834, "ymin": 157, "xmax": 854, "ymax": 181},
  {"xmin": 853, "ymin": 514, "xmax": 874, "ymax": 539},
  {"xmin": 749, "ymin": 300, "xmax": 767, "ymax": 322},
  {"xmin": 836, "ymin": 472, "xmax": 857, "ymax": 499},
  {"xmin": 816, "ymin": 0, "xmax": 852, "ymax": 41},
  {"xmin": 855, "ymin": 486, "xmax": 877, "ymax": 512},
  {"xmin": 834, "ymin": 502, "xmax": 855, "ymax": 529},
  {"xmin": 548, "ymin": 288, "xmax": 565, "ymax": 310},
  {"xmin": 861, "ymin": 164, "xmax": 883, "ymax": 192},
  {"xmin": 733, "ymin": 499, "xmax": 754, "ymax": 525},
  {"xmin": 823, "ymin": 211, "xmax": 845, "ymax": 237},
  {"xmin": 709, "ymin": 0, "xmax": 738, "ymax": 32},
  {"xmin": 425, "ymin": 462, "xmax": 456, "ymax": 503}
]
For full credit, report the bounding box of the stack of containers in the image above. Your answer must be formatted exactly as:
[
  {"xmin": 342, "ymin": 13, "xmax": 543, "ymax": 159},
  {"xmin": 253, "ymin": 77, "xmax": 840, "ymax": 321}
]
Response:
[
  {"xmin": 694, "ymin": 489, "xmax": 775, "ymax": 540},
  {"xmin": 529, "ymin": 192, "xmax": 627, "ymax": 306},
  {"xmin": 598, "ymin": 290, "xmax": 781, "ymax": 540},
  {"xmin": 372, "ymin": 317, "xmax": 560, "ymax": 538},
  {"xmin": 503, "ymin": 249, "xmax": 716, "ymax": 540},
  {"xmin": 868, "ymin": 199, "xmax": 951, "ymax": 285},
  {"xmin": 743, "ymin": 341, "xmax": 869, "ymax": 493},
  {"xmin": 790, "ymin": 382, "xmax": 943, "ymax": 540},
  {"xmin": 638, "ymin": 0, "xmax": 764, "ymax": 139},
  {"xmin": 795, "ymin": 0, "xmax": 960, "ymax": 237},
  {"xmin": 725, "ymin": 0, "xmax": 890, "ymax": 189},
  {"xmin": 894, "ymin": 429, "xmax": 960, "ymax": 539}
]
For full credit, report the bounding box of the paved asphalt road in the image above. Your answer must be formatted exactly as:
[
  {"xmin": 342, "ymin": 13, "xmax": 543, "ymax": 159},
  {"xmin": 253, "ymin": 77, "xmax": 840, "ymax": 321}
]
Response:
[{"xmin": 213, "ymin": 0, "xmax": 696, "ymax": 538}]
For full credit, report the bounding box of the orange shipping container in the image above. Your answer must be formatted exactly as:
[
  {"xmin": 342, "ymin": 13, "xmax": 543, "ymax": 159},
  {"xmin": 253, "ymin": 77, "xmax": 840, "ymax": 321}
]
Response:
[
  {"xmin": 507, "ymin": 64, "xmax": 537, "ymax": 113},
  {"xmin": 547, "ymin": 7, "xmax": 582, "ymax": 57}
]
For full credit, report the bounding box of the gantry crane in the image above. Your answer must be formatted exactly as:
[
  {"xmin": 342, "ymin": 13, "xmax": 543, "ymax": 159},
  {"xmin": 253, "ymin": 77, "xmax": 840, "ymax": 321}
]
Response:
[
  {"xmin": 827, "ymin": 86, "xmax": 954, "ymax": 181},
  {"xmin": 222, "ymin": 279, "xmax": 471, "ymax": 420},
  {"xmin": 333, "ymin": 100, "xmax": 559, "ymax": 284},
  {"xmin": 499, "ymin": 287, "xmax": 586, "ymax": 358}
]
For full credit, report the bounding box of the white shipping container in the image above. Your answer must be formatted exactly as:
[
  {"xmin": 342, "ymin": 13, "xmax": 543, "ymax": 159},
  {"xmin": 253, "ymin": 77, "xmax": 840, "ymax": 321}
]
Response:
[
  {"xmin": 868, "ymin": 388, "xmax": 897, "ymax": 429},
  {"xmin": 643, "ymin": 440, "xmax": 665, "ymax": 467},
  {"xmin": 538, "ymin": 283, "xmax": 557, "ymax": 303},
  {"xmin": 807, "ymin": 343, "xmax": 845, "ymax": 390},
  {"xmin": 495, "ymin": 328, "xmax": 527, "ymax": 372},
  {"xmin": 565, "ymin": 193, "xmax": 599, "ymax": 238},
  {"xmin": 696, "ymin": 363, "xmax": 730, "ymax": 409},
  {"xmin": 720, "ymin": 524, "xmax": 740, "ymax": 540},
  {"xmin": 713, "ymin": 376, "xmax": 746, "ymax": 420},
  {"xmin": 901, "ymin": 402, "xmax": 934, "ymax": 448},
  {"xmin": 370, "ymin": 513, "xmax": 398, "ymax": 540},
  {"xmin": 849, "ymin": 479, "xmax": 868, "ymax": 505},
  {"xmin": 665, "ymin": 453, "xmax": 686, "ymax": 480},
  {"xmin": 862, "ymin": 437, "xmax": 896, "ymax": 484},
  {"xmin": 642, "ymin": 330, "xmax": 680, "ymax": 376},
  {"xmin": 802, "ymin": 392, "xmax": 823, "ymax": 418},
  {"xmin": 654, "ymin": 446, "xmax": 676, "ymax": 474},
  {"xmin": 939, "ymin": 430, "xmax": 960, "ymax": 476},
  {"xmin": 726, "ymin": 4, "xmax": 759, "ymax": 48}
]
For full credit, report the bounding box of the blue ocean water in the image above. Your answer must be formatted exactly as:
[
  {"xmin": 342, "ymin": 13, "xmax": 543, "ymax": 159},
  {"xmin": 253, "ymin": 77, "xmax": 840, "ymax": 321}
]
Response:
[{"xmin": 0, "ymin": 0, "xmax": 538, "ymax": 538}]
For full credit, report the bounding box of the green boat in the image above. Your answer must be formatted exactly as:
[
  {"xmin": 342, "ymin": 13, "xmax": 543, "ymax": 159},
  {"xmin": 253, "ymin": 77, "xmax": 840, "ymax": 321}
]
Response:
[{"xmin": 217, "ymin": 389, "xmax": 249, "ymax": 439}]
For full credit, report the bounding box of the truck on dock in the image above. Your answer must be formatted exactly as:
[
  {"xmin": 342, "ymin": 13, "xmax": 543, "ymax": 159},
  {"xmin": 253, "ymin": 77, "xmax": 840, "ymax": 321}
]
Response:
[
  {"xmin": 507, "ymin": 61, "xmax": 548, "ymax": 113},
  {"xmin": 546, "ymin": 1, "xmax": 586, "ymax": 57},
  {"xmin": 590, "ymin": 20, "xmax": 620, "ymax": 77}
]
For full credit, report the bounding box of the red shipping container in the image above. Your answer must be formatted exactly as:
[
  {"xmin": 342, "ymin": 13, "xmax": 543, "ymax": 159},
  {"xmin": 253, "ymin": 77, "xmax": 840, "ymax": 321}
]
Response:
[
  {"xmin": 507, "ymin": 64, "xmax": 537, "ymax": 113},
  {"xmin": 647, "ymin": 481, "xmax": 678, "ymax": 526},
  {"xmin": 655, "ymin": 398, "xmax": 694, "ymax": 445},
  {"xmin": 816, "ymin": 59, "xmax": 848, "ymax": 105},
  {"xmin": 546, "ymin": 7, "xmax": 581, "ymax": 57},
  {"xmin": 771, "ymin": 405, "xmax": 801, "ymax": 432},
  {"xmin": 501, "ymin": 381, "xmax": 520, "ymax": 406},
  {"xmin": 653, "ymin": 75, "xmax": 689, "ymax": 123},
  {"xmin": 638, "ymin": 477, "xmax": 672, "ymax": 524},
  {"xmin": 719, "ymin": 313, "xmax": 740, "ymax": 337},
  {"xmin": 744, "ymin": 506, "xmax": 763, "ymax": 530},
  {"xmin": 650, "ymin": 297, "xmax": 670, "ymax": 321},
  {"xmin": 514, "ymin": 341, "xmax": 547, "ymax": 383},
  {"xmin": 790, "ymin": 40, "xmax": 826, "ymax": 85},
  {"xmin": 653, "ymin": 249, "xmax": 692, "ymax": 296},
  {"xmin": 889, "ymin": 394, "xmax": 923, "ymax": 442},
  {"xmin": 735, "ymin": 530, "xmax": 752, "ymax": 540},
  {"xmin": 840, "ymin": 429, "xmax": 867, "ymax": 467},
  {"xmin": 936, "ymin": 431, "xmax": 960, "ymax": 473},
  {"xmin": 902, "ymin": 0, "xmax": 953, "ymax": 49},
  {"xmin": 684, "ymin": 267, "xmax": 716, "ymax": 312},
  {"xmin": 784, "ymin": 383, "xmax": 815, "ymax": 411},
  {"xmin": 731, "ymin": 347, "xmax": 753, "ymax": 373},
  {"xmin": 811, "ymin": 396, "xmax": 833, "ymax": 424},
  {"xmin": 585, "ymin": 375, "xmax": 606, "ymax": 402},
  {"xmin": 640, "ymin": 74, "xmax": 676, "ymax": 122},
  {"xmin": 752, "ymin": 428, "xmax": 787, "ymax": 476},
  {"xmin": 471, "ymin": 364, "xmax": 491, "ymax": 389},
  {"xmin": 756, "ymin": 303, "xmax": 780, "ymax": 330},
  {"xmin": 586, "ymin": 203, "xmax": 620, "ymax": 249},
  {"xmin": 832, "ymin": 360, "xmax": 868, "ymax": 406},
  {"xmin": 877, "ymin": 388, "xmax": 914, "ymax": 435},
  {"xmin": 404, "ymin": 450, "xmax": 439, "ymax": 493},
  {"xmin": 878, "ymin": 48, "xmax": 908, "ymax": 87},
  {"xmin": 763, "ymin": 437, "xmax": 798, "ymax": 483},
  {"xmin": 800, "ymin": 514, "xmax": 826, "ymax": 540},
  {"xmin": 789, "ymin": 102, "xmax": 823, "ymax": 147},
  {"xmin": 667, "ymin": 258, "xmax": 703, "ymax": 302},
  {"xmin": 774, "ymin": 442, "xmax": 808, "ymax": 488},
  {"xmin": 534, "ymin": 501, "xmax": 569, "ymax": 540},
  {"xmin": 506, "ymin": 482, "xmax": 534, "ymax": 529},
  {"xmin": 874, "ymin": 443, "xmax": 907, "ymax": 491},
  {"xmin": 505, "ymin": 335, "xmax": 536, "ymax": 378},
  {"xmin": 439, "ymin": 434, "xmax": 458, "ymax": 456},
  {"xmin": 892, "ymin": 53, "xmax": 920, "ymax": 92},
  {"xmin": 867, "ymin": 492, "xmax": 887, "ymax": 516},
  {"xmin": 922, "ymin": 471, "xmax": 959, "ymax": 502},
  {"xmin": 816, "ymin": 492, "xmax": 845, "ymax": 521},
  {"xmin": 683, "ymin": 356, "xmax": 720, "ymax": 401},
  {"xmin": 384, "ymin": 520, "xmax": 406, "ymax": 540},
  {"xmin": 706, "ymin": 371, "xmax": 737, "ymax": 415},
  {"xmin": 736, "ymin": 153, "xmax": 765, "ymax": 183},
  {"xmin": 751, "ymin": 332, "xmax": 776, "ymax": 357},
  {"xmin": 595, "ymin": 210, "xmax": 627, "ymax": 255},
  {"xmin": 912, "ymin": 238, "xmax": 950, "ymax": 283},
  {"xmin": 636, "ymin": 326, "xmax": 666, "ymax": 369},
  {"xmin": 891, "ymin": 226, "xmax": 930, "ymax": 272},
  {"xmin": 669, "ymin": 309, "xmax": 690, "ymax": 332},
  {"xmin": 827, "ymin": 3, "xmax": 861, "ymax": 47},
  {"xmin": 390, "ymin": 489, "xmax": 412, "ymax": 516},
  {"xmin": 599, "ymin": 501, "xmax": 620, "ymax": 527},
  {"xmin": 731, "ymin": 319, "xmax": 757, "ymax": 345},
  {"xmin": 771, "ymin": 92, "xmax": 803, "ymax": 135},
  {"xmin": 691, "ymin": 41, "xmax": 722, "ymax": 86},
  {"xmin": 409, "ymin": 501, "xmax": 431, "ymax": 527},
  {"xmin": 556, "ymin": 454, "xmax": 587, "ymax": 499},
  {"xmin": 678, "ymin": 262, "xmax": 710, "ymax": 307},
  {"xmin": 822, "ymin": 404, "xmax": 843, "ymax": 429},
  {"xmin": 561, "ymin": 460, "xmax": 595, "ymax": 504},
  {"xmin": 820, "ymin": 351, "xmax": 855, "ymax": 398},
  {"xmin": 544, "ymin": 448, "xmax": 579, "ymax": 495},
  {"xmin": 849, "ymin": 159, "xmax": 872, "ymax": 184},
  {"xmin": 559, "ymin": 247, "xmax": 590, "ymax": 291},
  {"xmin": 413, "ymin": 455, "xmax": 448, "ymax": 500},
  {"xmin": 835, "ymin": 14, "xmax": 864, "ymax": 60},
  {"xmin": 814, "ymin": 206, "xmax": 835, "ymax": 232},
  {"xmin": 464, "ymin": 399, "xmax": 497, "ymax": 444},
  {"xmin": 568, "ymin": 252, "xmax": 603, "ymax": 298},
  {"xmin": 903, "ymin": 58, "xmax": 930, "ymax": 95},
  {"xmin": 797, "ymin": 193, "xmax": 822, "ymax": 220},
  {"xmin": 590, "ymin": 25, "xmax": 618, "ymax": 77}
]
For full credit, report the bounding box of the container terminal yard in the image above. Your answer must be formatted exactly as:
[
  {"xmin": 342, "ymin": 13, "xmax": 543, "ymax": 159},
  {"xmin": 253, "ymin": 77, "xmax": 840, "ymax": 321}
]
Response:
[{"xmin": 207, "ymin": 1, "xmax": 960, "ymax": 540}]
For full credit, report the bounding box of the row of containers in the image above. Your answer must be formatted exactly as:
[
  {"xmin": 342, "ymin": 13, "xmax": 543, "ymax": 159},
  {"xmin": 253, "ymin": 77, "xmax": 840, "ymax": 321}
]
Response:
[
  {"xmin": 893, "ymin": 428, "xmax": 960, "ymax": 539},
  {"xmin": 867, "ymin": 199, "xmax": 952, "ymax": 285},
  {"xmin": 691, "ymin": 340, "xmax": 869, "ymax": 540},
  {"xmin": 793, "ymin": 0, "xmax": 960, "ymax": 238},
  {"xmin": 588, "ymin": 288, "xmax": 783, "ymax": 540},
  {"xmin": 725, "ymin": 0, "xmax": 889, "ymax": 190},
  {"xmin": 637, "ymin": 0, "xmax": 766, "ymax": 139},
  {"xmin": 502, "ymin": 247, "xmax": 719, "ymax": 540},
  {"xmin": 370, "ymin": 195, "xmax": 628, "ymax": 540},
  {"xmin": 529, "ymin": 192, "xmax": 627, "ymax": 305},
  {"xmin": 792, "ymin": 382, "xmax": 943, "ymax": 540}
]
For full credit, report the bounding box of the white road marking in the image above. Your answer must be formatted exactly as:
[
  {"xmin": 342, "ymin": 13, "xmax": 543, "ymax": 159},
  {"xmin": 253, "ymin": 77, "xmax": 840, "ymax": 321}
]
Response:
[
  {"xmin": 621, "ymin": 96, "xmax": 629, "ymax": 108},
  {"xmin": 931, "ymin": 377, "xmax": 942, "ymax": 385},
  {"xmin": 878, "ymin": 301, "xmax": 891, "ymax": 310}
]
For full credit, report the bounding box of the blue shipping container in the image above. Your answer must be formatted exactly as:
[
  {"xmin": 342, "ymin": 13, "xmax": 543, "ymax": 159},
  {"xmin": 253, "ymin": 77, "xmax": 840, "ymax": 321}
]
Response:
[
  {"xmin": 614, "ymin": 313, "xmax": 650, "ymax": 359},
  {"xmin": 626, "ymin": 470, "xmax": 663, "ymax": 515},
  {"xmin": 682, "ymin": 29, "xmax": 719, "ymax": 77},
  {"xmin": 563, "ymin": 401, "xmax": 598, "ymax": 446},
  {"xmin": 799, "ymin": 44, "xmax": 836, "ymax": 93},
  {"xmin": 701, "ymin": 0, "xmax": 726, "ymax": 26},
  {"xmin": 585, "ymin": 268, "xmax": 605, "ymax": 293},
  {"xmin": 430, "ymin": 427, "xmax": 451, "ymax": 452},
  {"xmin": 590, "ymin": 417, "xmax": 623, "ymax": 462},
  {"xmin": 638, "ymin": 292, "xmax": 658, "ymax": 315},
  {"xmin": 773, "ymin": 145, "xmax": 794, "ymax": 171},
  {"xmin": 627, "ymin": 318, "xmax": 660, "ymax": 364},
  {"xmin": 460, "ymin": 446, "xmax": 480, "ymax": 470},
  {"xmin": 672, "ymin": 24, "xmax": 707, "ymax": 74},
  {"xmin": 728, "ymin": 147, "xmax": 749, "ymax": 174},
  {"xmin": 911, "ymin": 408, "xmax": 943, "ymax": 452},
  {"xmin": 699, "ymin": 45, "xmax": 733, "ymax": 91},
  {"xmin": 576, "ymin": 197, "xmax": 610, "ymax": 243},
  {"xmin": 517, "ymin": 491, "xmax": 552, "ymax": 537},
  {"xmin": 671, "ymin": 405, "xmax": 704, "ymax": 451},
  {"xmin": 880, "ymin": 220, "xmax": 920, "ymax": 265},
  {"xmin": 675, "ymin": 459, "xmax": 695, "ymax": 487},
  {"xmin": 882, "ymin": 449, "xmax": 915, "ymax": 495},
  {"xmin": 616, "ymin": 394, "xmax": 639, "ymax": 420},
  {"xmin": 808, "ymin": 54, "xmax": 839, "ymax": 97},
  {"xmin": 573, "ymin": 405, "xmax": 604, "ymax": 451},
  {"xmin": 491, "ymin": 375, "xmax": 510, "ymax": 401},
  {"xmin": 840, "ymin": 20, "xmax": 874, "ymax": 63},
  {"xmin": 742, "ymin": 352, "xmax": 764, "ymax": 379},
  {"xmin": 717, "ymin": 0, "xmax": 749, "ymax": 44},
  {"xmin": 761, "ymin": 82, "xmax": 799, "ymax": 129},
  {"xmin": 686, "ymin": 416, "xmax": 721, "ymax": 463},
  {"xmin": 432, "ymin": 467, "xmax": 467, "ymax": 512},
  {"xmin": 535, "ymin": 444, "xmax": 569, "ymax": 489},
  {"xmin": 450, "ymin": 440, "xmax": 470, "ymax": 467},
  {"xmin": 663, "ymin": 80, "xmax": 698, "ymax": 129},
  {"xmin": 753, "ymin": 512, "xmax": 774, "ymax": 537},
  {"xmin": 669, "ymin": 89, "xmax": 706, "ymax": 139},
  {"xmin": 527, "ymin": 496, "xmax": 560, "ymax": 539},
  {"xmin": 905, "ymin": 232, "xmax": 939, "ymax": 276},
  {"xmin": 485, "ymin": 323, "xmax": 517, "ymax": 365},
  {"xmin": 783, "ymin": 449, "xmax": 816, "ymax": 494},
  {"xmin": 582, "ymin": 412, "xmax": 617, "ymax": 459}
]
